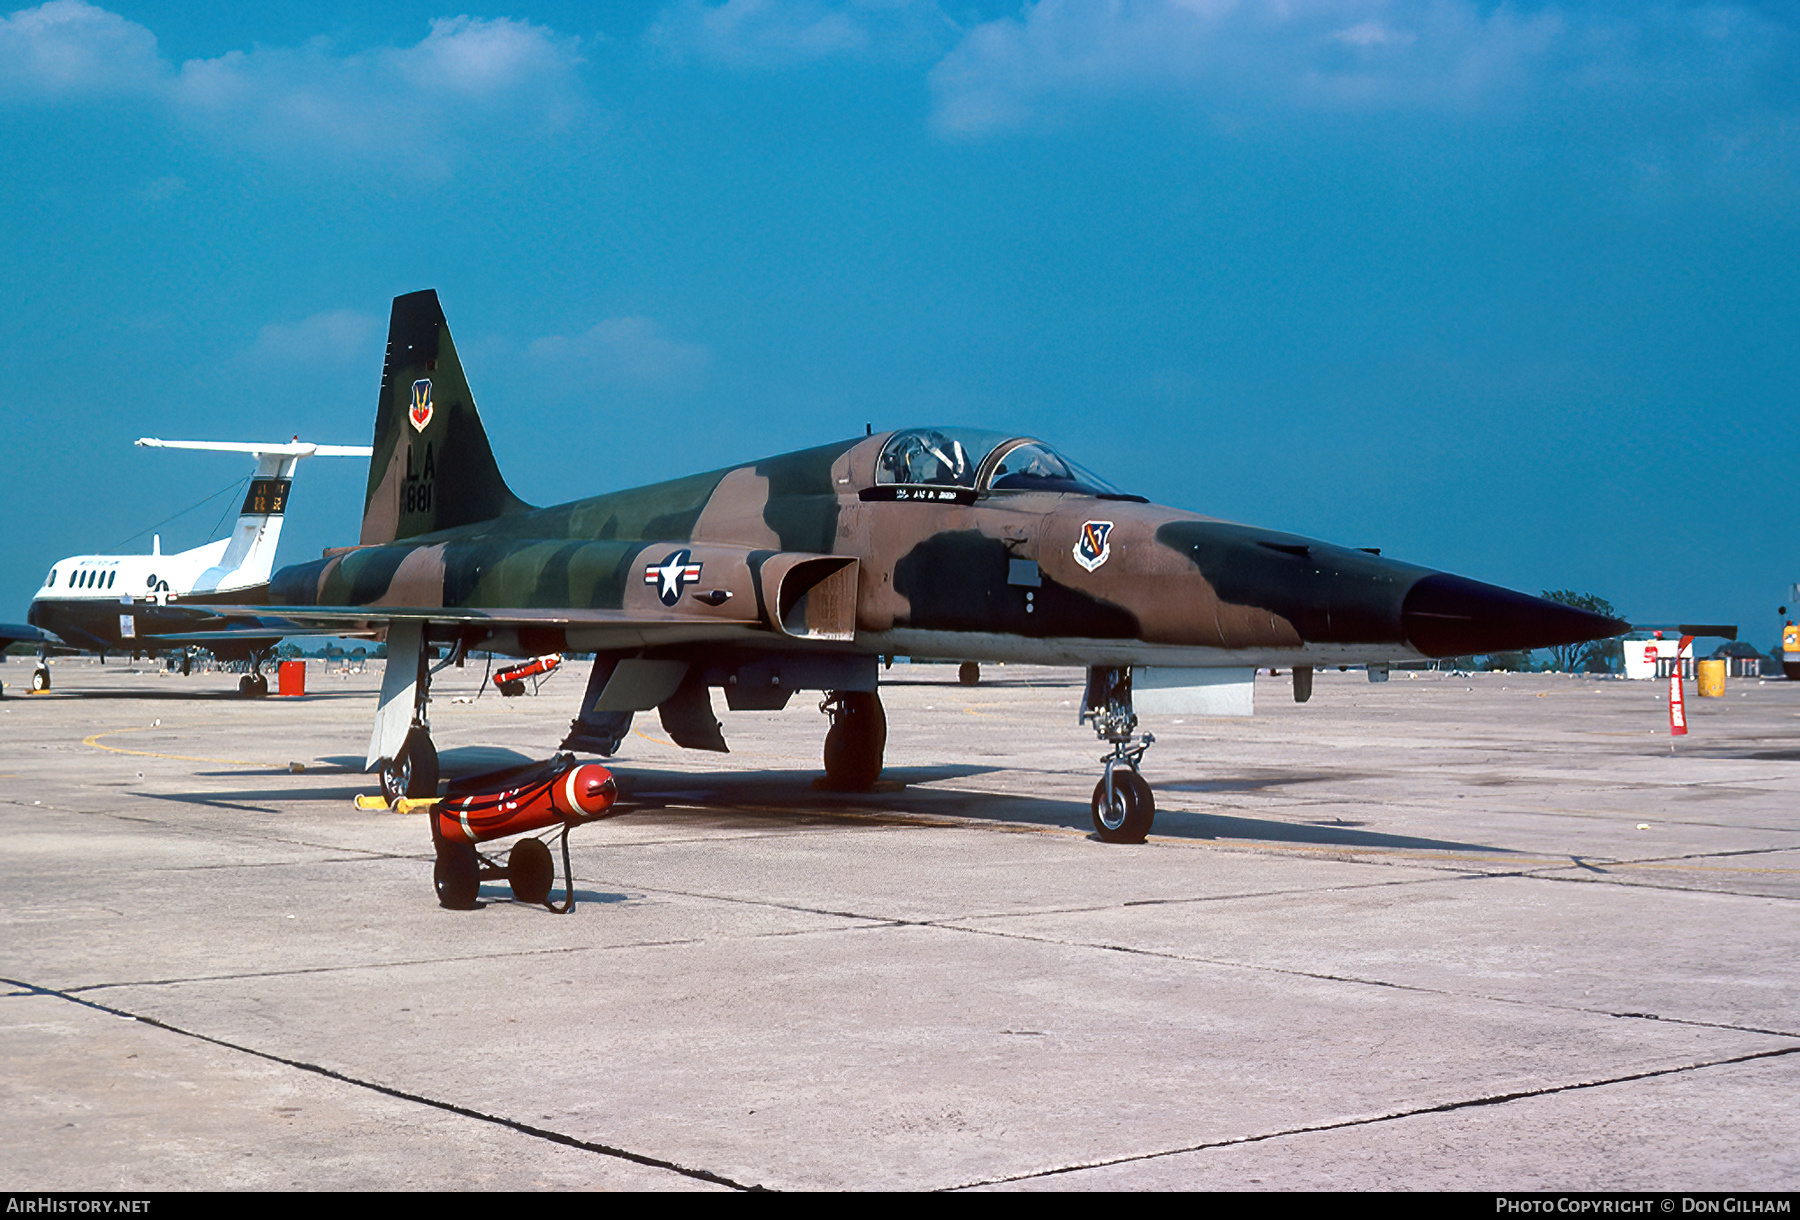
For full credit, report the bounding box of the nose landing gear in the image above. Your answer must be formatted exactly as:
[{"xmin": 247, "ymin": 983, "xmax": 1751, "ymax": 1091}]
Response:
[{"xmin": 1082, "ymin": 666, "xmax": 1156, "ymax": 843}]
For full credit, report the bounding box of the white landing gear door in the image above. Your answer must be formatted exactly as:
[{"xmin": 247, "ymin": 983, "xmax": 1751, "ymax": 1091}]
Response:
[
  {"xmin": 366, "ymin": 619, "xmax": 423, "ymax": 770},
  {"xmin": 1131, "ymin": 667, "xmax": 1256, "ymax": 717}
]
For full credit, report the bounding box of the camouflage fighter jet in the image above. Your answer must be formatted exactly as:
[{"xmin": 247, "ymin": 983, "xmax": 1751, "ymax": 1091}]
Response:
[{"xmin": 255, "ymin": 289, "xmax": 1626, "ymax": 843}]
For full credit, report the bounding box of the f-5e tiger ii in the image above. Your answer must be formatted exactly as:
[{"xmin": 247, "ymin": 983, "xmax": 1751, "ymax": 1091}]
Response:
[{"xmin": 253, "ymin": 289, "xmax": 1625, "ymax": 845}]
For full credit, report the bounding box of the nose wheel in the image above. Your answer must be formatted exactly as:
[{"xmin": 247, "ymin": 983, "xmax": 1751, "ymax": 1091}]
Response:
[
  {"xmin": 1082, "ymin": 666, "xmax": 1157, "ymax": 843},
  {"xmin": 1093, "ymin": 767, "xmax": 1154, "ymax": 843}
]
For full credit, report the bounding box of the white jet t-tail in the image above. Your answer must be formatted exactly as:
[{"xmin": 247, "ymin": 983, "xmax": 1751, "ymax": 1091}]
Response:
[{"xmin": 15, "ymin": 439, "xmax": 372, "ymax": 663}]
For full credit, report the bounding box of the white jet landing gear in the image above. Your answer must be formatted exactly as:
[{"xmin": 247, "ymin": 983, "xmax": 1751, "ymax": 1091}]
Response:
[
  {"xmin": 237, "ymin": 648, "xmax": 274, "ymax": 697},
  {"xmin": 820, "ymin": 689, "xmax": 886, "ymax": 790},
  {"xmin": 31, "ymin": 665, "xmax": 50, "ymax": 693},
  {"xmin": 1081, "ymin": 666, "xmax": 1156, "ymax": 843}
]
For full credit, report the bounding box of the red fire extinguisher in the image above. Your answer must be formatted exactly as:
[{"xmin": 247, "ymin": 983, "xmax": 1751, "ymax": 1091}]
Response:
[{"xmin": 431, "ymin": 759, "xmax": 620, "ymax": 913}]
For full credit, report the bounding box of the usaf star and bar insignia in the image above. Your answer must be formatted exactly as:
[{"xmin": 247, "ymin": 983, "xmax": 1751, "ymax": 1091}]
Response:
[{"xmin": 645, "ymin": 549, "xmax": 704, "ymax": 606}]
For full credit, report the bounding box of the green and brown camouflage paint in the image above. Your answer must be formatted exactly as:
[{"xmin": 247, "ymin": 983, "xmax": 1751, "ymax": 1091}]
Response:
[{"xmin": 267, "ymin": 290, "xmax": 1625, "ymax": 679}]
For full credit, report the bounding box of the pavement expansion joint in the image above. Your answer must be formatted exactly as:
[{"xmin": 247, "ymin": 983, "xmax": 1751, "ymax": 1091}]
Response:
[
  {"xmin": 1, "ymin": 974, "xmax": 768, "ymax": 1192},
  {"xmin": 57, "ymin": 938, "xmax": 707, "ymax": 995},
  {"xmin": 924, "ymin": 920, "xmax": 1800, "ymax": 1039},
  {"xmin": 1526, "ymin": 869, "xmax": 1800, "ymax": 901},
  {"xmin": 945, "ymin": 1044, "xmax": 1800, "ymax": 1192}
]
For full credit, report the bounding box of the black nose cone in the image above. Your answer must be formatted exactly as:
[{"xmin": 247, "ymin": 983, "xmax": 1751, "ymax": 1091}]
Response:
[{"xmin": 1403, "ymin": 573, "xmax": 1628, "ymax": 658}]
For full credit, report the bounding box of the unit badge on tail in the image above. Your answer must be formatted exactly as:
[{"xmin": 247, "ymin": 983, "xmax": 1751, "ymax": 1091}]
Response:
[
  {"xmin": 645, "ymin": 549, "xmax": 703, "ymax": 606},
  {"xmin": 409, "ymin": 380, "xmax": 434, "ymax": 433},
  {"xmin": 1074, "ymin": 520, "xmax": 1114, "ymax": 572}
]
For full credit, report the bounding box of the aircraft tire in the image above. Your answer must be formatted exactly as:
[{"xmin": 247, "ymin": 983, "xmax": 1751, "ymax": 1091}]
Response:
[
  {"xmin": 823, "ymin": 690, "xmax": 886, "ymax": 790},
  {"xmin": 31, "ymin": 668, "xmax": 49, "ymax": 693},
  {"xmin": 399, "ymin": 728, "xmax": 439, "ymax": 799},
  {"xmin": 958, "ymin": 662, "xmax": 980, "ymax": 686},
  {"xmin": 1091, "ymin": 771, "xmax": 1154, "ymax": 844},
  {"xmin": 509, "ymin": 837, "xmax": 554, "ymax": 905},
  {"xmin": 434, "ymin": 842, "xmax": 480, "ymax": 910}
]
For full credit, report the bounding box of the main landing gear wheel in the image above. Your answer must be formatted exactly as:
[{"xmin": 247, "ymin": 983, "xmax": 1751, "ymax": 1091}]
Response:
[
  {"xmin": 238, "ymin": 674, "xmax": 268, "ymax": 697},
  {"xmin": 381, "ymin": 727, "xmax": 440, "ymax": 804},
  {"xmin": 508, "ymin": 838, "xmax": 554, "ymax": 905},
  {"xmin": 958, "ymin": 662, "xmax": 981, "ymax": 686},
  {"xmin": 31, "ymin": 667, "xmax": 50, "ymax": 693},
  {"xmin": 822, "ymin": 690, "xmax": 887, "ymax": 790},
  {"xmin": 1091, "ymin": 770, "xmax": 1154, "ymax": 843},
  {"xmin": 434, "ymin": 841, "xmax": 480, "ymax": 909}
]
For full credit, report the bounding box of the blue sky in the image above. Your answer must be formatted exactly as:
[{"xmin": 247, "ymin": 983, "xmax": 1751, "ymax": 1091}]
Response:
[{"xmin": 2, "ymin": 0, "xmax": 1795, "ymax": 648}]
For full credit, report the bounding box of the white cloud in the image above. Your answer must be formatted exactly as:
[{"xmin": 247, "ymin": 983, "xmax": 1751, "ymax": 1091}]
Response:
[
  {"xmin": 526, "ymin": 317, "xmax": 711, "ymax": 389},
  {"xmin": 0, "ymin": 3, "xmax": 587, "ymax": 173},
  {"xmin": 172, "ymin": 17, "xmax": 585, "ymax": 173},
  {"xmin": 0, "ymin": 0, "xmax": 159, "ymax": 97},
  {"xmin": 252, "ymin": 310, "xmax": 383, "ymax": 367},
  {"xmin": 928, "ymin": 0, "xmax": 1794, "ymax": 137},
  {"xmin": 645, "ymin": 0, "xmax": 957, "ymax": 68}
]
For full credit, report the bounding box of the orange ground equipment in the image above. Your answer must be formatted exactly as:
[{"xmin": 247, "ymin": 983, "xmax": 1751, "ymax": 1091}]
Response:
[
  {"xmin": 492, "ymin": 653, "xmax": 561, "ymax": 696},
  {"xmin": 429, "ymin": 755, "xmax": 620, "ymax": 912},
  {"xmin": 276, "ymin": 659, "xmax": 306, "ymax": 696}
]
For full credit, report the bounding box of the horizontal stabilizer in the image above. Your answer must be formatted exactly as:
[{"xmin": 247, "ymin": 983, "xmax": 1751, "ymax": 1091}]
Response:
[
  {"xmin": 1631, "ymin": 623, "xmax": 1739, "ymax": 641},
  {"xmin": 136, "ymin": 438, "xmax": 373, "ymax": 458}
]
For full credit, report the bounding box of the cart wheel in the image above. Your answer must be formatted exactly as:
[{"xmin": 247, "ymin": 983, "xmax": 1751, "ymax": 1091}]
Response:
[
  {"xmin": 509, "ymin": 838, "xmax": 554, "ymax": 905},
  {"xmin": 434, "ymin": 842, "xmax": 479, "ymax": 909}
]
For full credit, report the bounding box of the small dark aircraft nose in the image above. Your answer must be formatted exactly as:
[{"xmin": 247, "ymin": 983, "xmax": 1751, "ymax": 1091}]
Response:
[{"xmin": 1402, "ymin": 573, "xmax": 1629, "ymax": 658}]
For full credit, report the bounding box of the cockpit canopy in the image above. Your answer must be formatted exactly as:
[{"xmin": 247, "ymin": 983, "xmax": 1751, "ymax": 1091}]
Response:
[{"xmin": 874, "ymin": 428, "xmax": 1124, "ymax": 497}]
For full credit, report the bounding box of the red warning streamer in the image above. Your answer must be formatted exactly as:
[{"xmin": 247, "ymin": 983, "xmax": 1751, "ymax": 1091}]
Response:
[{"xmin": 1668, "ymin": 634, "xmax": 1693, "ymax": 736}]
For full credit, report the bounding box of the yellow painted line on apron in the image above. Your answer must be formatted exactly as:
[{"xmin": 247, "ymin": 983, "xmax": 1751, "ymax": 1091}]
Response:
[{"xmin": 82, "ymin": 725, "xmax": 271, "ymax": 768}]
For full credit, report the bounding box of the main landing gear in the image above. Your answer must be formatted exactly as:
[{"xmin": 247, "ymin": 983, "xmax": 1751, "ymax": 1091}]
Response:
[
  {"xmin": 237, "ymin": 649, "xmax": 273, "ymax": 697},
  {"xmin": 1082, "ymin": 666, "xmax": 1156, "ymax": 843},
  {"xmin": 380, "ymin": 724, "xmax": 440, "ymax": 805},
  {"xmin": 31, "ymin": 664, "xmax": 50, "ymax": 693},
  {"xmin": 820, "ymin": 688, "xmax": 886, "ymax": 790},
  {"xmin": 374, "ymin": 633, "xmax": 463, "ymax": 803}
]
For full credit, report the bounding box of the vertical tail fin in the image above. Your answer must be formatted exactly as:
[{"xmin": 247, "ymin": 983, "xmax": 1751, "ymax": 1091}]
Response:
[
  {"xmin": 360, "ymin": 289, "xmax": 529, "ymax": 546},
  {"xmin": 199, "ymin": 451, "xmax": 297, "ymax": 590}
]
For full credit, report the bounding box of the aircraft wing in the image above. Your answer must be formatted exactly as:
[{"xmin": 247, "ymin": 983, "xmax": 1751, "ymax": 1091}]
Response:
[
  {"xmin": 0, "ymin": 622, "xmax": 52, "ymax": 649},
  {"xmin": 146, "ymin": 624, "xmax": 381, "ymax": 643},
  {"xmin": 217, "ymin": 604, "xmax": 767, "ymax": 650}
]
